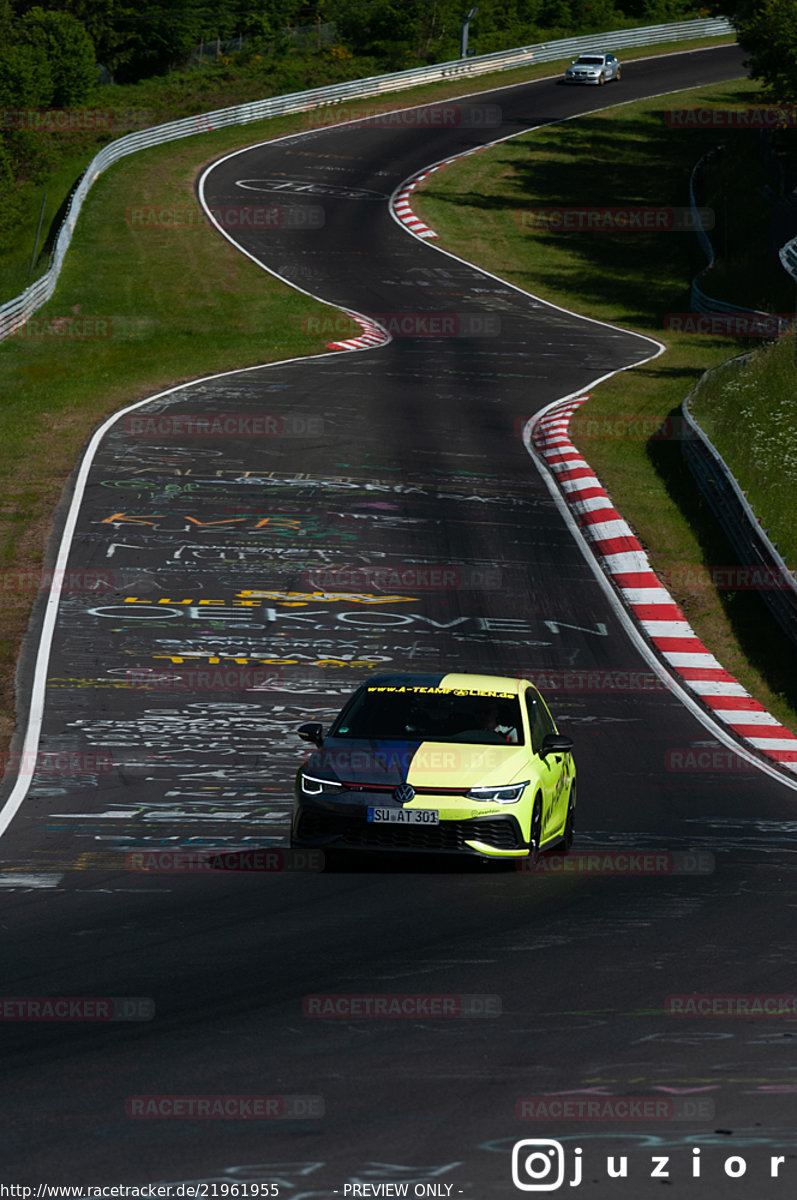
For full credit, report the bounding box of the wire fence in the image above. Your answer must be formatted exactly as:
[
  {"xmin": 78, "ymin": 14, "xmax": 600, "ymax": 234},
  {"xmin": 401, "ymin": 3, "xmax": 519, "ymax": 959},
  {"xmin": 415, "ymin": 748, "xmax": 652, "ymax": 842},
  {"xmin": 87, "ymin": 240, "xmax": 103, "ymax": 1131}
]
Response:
[{"xmin": 0, "ymin": 16, "xmax": 733, "ymax": 343}]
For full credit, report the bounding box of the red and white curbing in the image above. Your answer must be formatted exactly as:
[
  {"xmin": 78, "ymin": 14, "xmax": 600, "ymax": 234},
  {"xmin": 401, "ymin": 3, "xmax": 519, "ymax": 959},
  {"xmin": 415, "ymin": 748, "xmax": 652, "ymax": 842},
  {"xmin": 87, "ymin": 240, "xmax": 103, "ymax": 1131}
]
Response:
[
  {"xmin": 326, "ymin": 314, "xmax": 391, "ymax": 352},
  {"xmin": 532, "ymin": 395, "xmax": 797, "ymax": 775},
  {"xmin": 392, "ymin": 169, "xmax": 441, "ymax": 239},
  {"xmin": 392, "ymin": 145, "xmax": 490, "ymax": 241}
]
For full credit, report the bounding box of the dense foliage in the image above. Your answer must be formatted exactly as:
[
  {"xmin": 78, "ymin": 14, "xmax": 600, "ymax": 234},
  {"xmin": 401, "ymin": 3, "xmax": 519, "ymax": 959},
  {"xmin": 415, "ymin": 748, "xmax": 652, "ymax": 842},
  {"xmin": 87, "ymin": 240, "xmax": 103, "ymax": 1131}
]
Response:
[
  {"xmin": 709, "ymin": 0, "xmax": 797, "ymax": 100},
  {"xmin": 1, "ymin": 0, "xmax": 705, "ymax": 85},
  {"xmin": 0, "ymin": 0, "xmax": 707, "ymax": 273}
]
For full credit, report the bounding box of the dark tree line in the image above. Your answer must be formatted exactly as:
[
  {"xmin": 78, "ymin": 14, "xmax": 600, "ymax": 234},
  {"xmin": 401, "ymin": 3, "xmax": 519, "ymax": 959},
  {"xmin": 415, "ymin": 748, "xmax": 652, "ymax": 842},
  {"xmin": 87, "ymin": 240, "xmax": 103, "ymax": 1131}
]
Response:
[
  {"xmin": 710, "ymin": 0, "xmax": 797, "ymax": 101},
  {"xmin": 1, "ymin": 0, "xmax": 794, "ymax": 117},
  {"xmin": 0, "ymin": 0, "xmax": 706, "ymax": 89},
  {"xmin": 0, "ymin": 0, "xmax": 753, "ymax": 264}
]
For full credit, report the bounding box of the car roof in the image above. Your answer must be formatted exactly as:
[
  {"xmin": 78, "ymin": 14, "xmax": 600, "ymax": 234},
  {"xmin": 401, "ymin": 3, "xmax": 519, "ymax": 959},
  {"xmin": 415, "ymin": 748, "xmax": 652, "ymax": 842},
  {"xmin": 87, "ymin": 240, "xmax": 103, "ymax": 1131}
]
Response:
[{"xmin": 363, "ymin": 672, "xmax": 527, "ymax": 696}]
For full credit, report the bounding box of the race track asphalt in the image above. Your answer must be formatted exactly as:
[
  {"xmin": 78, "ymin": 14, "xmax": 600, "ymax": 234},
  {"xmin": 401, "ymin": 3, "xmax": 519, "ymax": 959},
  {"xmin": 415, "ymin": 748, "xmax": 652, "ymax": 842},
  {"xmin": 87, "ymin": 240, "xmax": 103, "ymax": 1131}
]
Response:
[{"xmin": 4, "ymin": 42, "xmax": 797, "ymax": 1197}]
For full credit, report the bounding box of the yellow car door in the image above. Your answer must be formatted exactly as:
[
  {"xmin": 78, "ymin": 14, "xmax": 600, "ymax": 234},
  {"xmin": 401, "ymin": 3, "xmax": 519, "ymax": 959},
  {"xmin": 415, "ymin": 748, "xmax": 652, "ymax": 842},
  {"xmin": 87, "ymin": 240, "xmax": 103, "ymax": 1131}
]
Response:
[{"xmin": 525, "ymin": 686, "xmax": 569, "ymax": 844}]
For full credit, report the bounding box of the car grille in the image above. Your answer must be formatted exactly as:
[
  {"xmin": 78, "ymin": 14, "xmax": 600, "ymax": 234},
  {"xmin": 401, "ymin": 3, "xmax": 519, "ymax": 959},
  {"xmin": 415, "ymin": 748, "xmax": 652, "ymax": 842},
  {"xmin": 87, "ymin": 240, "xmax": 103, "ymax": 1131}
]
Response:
[{"xmin": 297, "ymin": 812, "xmax": 524, "ymax": 852}]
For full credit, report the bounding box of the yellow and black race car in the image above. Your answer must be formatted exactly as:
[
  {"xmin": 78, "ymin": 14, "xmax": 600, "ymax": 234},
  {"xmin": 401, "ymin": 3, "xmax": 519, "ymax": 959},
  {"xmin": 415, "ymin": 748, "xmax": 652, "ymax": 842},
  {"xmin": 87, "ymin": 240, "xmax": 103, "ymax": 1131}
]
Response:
[{"xmin": 291, "ymin": 673, "xmax": 575, "ymax": 861}]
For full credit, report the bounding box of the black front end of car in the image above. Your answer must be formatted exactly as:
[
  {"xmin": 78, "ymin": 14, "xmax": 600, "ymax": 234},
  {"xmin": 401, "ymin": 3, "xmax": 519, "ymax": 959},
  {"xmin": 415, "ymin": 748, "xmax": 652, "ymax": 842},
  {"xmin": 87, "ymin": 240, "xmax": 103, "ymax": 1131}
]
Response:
[{"xmin": 290, "ymin": 740, "xmax": 526, "ymax": 858}]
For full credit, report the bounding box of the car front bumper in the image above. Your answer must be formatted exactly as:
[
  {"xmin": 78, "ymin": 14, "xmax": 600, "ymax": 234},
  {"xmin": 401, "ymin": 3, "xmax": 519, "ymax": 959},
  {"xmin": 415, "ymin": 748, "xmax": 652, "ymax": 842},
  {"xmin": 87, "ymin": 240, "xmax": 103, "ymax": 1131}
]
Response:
[{"xmin": 291, "ymin": 803, "xmax": 529, "ymax": 858}]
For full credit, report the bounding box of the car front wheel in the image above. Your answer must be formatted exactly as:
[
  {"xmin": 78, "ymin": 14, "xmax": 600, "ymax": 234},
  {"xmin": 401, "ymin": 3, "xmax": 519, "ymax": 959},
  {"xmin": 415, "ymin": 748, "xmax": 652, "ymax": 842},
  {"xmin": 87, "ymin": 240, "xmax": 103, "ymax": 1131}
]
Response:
[
  {"xmin": 528, "ymin": 797, "xmax": 543, "ymax": 867},
  {"xmin": 559, "ymin": 785, "xmax": 576, "ymax": 854},
  {"xmin": 598, "ymin": 72, "xmax": 605, "ymax": 84},
  {"xmin": 614, "ymin": 67, "xmax": 621, "ymax": 81}
]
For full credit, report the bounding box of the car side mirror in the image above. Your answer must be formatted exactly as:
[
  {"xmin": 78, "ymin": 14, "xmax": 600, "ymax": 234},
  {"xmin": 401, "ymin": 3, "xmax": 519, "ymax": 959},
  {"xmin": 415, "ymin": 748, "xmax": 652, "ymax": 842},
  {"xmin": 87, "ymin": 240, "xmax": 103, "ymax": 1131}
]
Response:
[
  {"xmin": 298, "ymin": 722, "xmax": 324, "ymax": 748},
  {"xmin": 540, "ymin": 733, "xmax": 574, "ymax": 759}
]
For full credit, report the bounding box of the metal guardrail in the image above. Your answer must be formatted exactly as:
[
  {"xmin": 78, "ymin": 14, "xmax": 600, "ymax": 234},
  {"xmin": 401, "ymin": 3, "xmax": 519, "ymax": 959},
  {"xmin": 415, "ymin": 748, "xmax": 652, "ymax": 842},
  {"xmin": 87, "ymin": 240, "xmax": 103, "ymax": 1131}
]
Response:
[
  {"xmin": 780, "ymin": 234, "xmax": 797, "ymax": 282},
  {"xmin": 688, "ymin": 151, "xmax": 776, "ymax": 319},
  {"xmin": 681, "ymin": 380, "xmax": 797, "ymax": 650},
  {"xmin": 0, "ymin": 16, "xmax": 732, "ymax": 343}
]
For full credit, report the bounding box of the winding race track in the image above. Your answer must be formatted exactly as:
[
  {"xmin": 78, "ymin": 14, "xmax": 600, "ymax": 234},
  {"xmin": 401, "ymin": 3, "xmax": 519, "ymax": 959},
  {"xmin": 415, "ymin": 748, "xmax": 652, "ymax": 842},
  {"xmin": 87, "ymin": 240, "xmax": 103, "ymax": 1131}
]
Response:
[{"xmin": 4, "ymin": 43, "xmax": 797, "ymax": 1197}]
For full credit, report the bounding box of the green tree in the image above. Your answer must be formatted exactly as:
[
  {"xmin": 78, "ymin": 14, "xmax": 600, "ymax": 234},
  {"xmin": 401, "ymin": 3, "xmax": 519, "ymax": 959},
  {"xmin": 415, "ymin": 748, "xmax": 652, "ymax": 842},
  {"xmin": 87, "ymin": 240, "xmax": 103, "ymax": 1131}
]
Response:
[
  {"xmin": 328, "ymin": 0, "xmax": 426, "ymax": 59},
  {"xmin": 738, "ymin": 0, "xmax": 797, "ymax": 100},
  {"xmin": 17, "ymin": 7, "xmax": 96, "ymax": 103},
  {"xmin": 709, "ymin": 0, "xmax": 797, "ymax": 100},
  {"xmin": 0, "ymin": 41, "xmax": 53, "ymax": 106}
]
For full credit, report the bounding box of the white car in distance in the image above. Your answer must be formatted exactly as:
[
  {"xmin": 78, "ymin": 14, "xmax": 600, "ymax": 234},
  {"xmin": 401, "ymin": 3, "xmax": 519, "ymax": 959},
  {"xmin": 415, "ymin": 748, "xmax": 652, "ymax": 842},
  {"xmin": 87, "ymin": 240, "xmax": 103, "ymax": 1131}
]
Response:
[{"xmin": 564, "ymin": 53, "xmax": 621, "ymax": 84}]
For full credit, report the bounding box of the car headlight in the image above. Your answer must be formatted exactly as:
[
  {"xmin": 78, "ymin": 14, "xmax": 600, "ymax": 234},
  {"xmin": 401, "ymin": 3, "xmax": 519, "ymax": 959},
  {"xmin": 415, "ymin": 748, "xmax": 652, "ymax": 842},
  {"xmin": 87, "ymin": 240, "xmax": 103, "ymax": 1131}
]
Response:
[
  {"xmin": 467, "ymin": 781, "xmax": 528, "ymax": 804},
  {"xmin": 300, "ymin": 773, "xmax": 343, "ymax": 796}
]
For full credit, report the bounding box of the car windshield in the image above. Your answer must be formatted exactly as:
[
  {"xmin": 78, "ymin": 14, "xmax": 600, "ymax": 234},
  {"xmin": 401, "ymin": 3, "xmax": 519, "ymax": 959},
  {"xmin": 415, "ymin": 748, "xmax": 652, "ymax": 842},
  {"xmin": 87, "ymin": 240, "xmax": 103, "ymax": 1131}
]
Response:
[
  {"xmin": 329, "ymin": 685, "xmax": 524, "ymax": 745},
  {"xmin": 575, "ymin": 56, "xmax": 604, "ymax": 64}
]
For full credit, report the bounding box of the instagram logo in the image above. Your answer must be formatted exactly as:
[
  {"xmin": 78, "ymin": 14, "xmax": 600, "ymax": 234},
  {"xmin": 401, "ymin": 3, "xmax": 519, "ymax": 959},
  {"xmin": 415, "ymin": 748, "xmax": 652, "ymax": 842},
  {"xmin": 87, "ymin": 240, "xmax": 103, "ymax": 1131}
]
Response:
[{"xmin": 512, "ymin": 1140, "xmax": 580, "ymax": 1191}]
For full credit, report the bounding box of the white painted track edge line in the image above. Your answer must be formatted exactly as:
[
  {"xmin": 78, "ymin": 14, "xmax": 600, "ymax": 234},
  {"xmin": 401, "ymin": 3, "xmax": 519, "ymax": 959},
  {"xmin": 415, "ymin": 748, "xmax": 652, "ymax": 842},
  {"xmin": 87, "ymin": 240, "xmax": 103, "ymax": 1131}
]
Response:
[
  {"xmin": 523, "ymin": 408, "xmax": 797, "ymax": 792},
  {"xmin": 0, "ymin": 128, "xmax": 400, "ymax": 838},
  {"xmin": 384, "ymin": 74, "xmax": 797, "ymax": 791},
  {"xmin": 0, "ymin": 50, "xmax": 751, "ymax": 835},
  {"xmin": 387, "ymin": 77, "xmax": 744, "ymax": 346}
]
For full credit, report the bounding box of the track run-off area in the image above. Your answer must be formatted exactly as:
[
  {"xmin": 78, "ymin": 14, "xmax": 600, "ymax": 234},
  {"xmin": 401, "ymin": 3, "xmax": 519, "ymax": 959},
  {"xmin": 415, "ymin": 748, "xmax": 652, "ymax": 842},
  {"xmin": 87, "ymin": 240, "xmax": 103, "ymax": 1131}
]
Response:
[{"xmin": 4, "ymin": 42, "xmax": 797, "ymax": 1197}]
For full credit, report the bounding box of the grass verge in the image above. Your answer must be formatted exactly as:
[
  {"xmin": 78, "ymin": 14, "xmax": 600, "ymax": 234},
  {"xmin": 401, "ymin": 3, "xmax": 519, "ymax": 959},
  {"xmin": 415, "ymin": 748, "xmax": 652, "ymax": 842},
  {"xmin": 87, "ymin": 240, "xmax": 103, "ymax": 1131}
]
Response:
[
  {"xmin": 2, "ymin": 33, "xmax": 734, "ymax": 301},
  {"xmin": 0, "ymin": 113, "xmax": 362, "ymax": 750},
  {"xmin": 0, "ymin": 35, "xmax": 741, "ymax": 761},
  {"xmin": 690, "ymin": 337, "xmax": 797, "ymax": 569},
  {"xmin": 413, "ymin": 76, "xmax": 797, "ymax": 732}
]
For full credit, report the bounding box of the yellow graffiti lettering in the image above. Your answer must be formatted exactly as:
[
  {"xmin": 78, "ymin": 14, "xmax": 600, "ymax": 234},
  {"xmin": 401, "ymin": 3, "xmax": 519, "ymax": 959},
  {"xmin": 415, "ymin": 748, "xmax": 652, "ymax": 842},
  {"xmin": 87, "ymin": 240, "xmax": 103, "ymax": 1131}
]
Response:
[{"xmin": 236, "ymin": 590, "xmax": 416, "ymax": 606}]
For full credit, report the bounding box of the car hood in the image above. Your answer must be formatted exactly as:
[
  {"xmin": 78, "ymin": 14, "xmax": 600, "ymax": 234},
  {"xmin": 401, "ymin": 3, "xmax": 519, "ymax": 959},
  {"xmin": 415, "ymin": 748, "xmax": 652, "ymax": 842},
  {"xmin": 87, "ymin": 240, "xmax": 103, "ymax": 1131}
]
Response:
[{"xmin": 307, "ymin": 738, "xmax": 528, "ymax": 790}]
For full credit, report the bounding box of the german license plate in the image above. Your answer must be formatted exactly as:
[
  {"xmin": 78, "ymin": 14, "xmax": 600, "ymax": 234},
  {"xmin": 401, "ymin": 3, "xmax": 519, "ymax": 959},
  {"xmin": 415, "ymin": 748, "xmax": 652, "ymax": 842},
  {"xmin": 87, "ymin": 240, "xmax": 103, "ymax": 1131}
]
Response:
[{"xmin": 367, "ymin": 807, "xmax": 439, "ymax": 825}]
